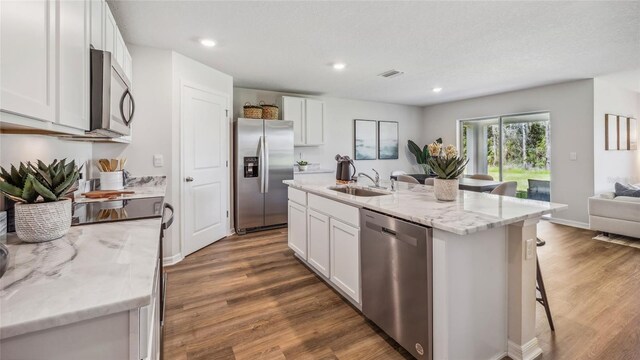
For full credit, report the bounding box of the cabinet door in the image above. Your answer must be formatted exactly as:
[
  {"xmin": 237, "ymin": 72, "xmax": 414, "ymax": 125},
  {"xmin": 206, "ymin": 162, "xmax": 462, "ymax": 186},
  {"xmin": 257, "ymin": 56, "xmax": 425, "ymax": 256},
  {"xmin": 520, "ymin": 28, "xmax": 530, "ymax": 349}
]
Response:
[
  {"xmin": 0, "ymin": 0, "xmax": 56, "ymax": 122},
  {"xmin": 307, "ymin": 209, "xmax": 330, "ymax": 277},
  {"xmin": 57, "ymin": 0, "xmax": 90, "ymax": 130},
  {"xmin": 104, "ymin": 4, "xmax": 116, "ymax": 56},
  {"xmin": 330, "ymin": 218, "xmax": 360, "ymax": 303},
  {"xmin": 282, "ymin": 96, "xmax": 305, "ymax": 145},
  {"xmin": 305, "ymin": 99, "xmax": 324, "ymax": 145},
  {"xmin": 123, "ymin": 46, "xmax": 133, "ymax": 83},
  {"xmin": 89, "ymin": 0, "xmax": 104, "ymax": 49},
  {"xmin": 288, "ymin": 201, "xmax": 307, "ymax": 259},
  {"xmin": 115, "ymin": 29, "xmax": 125, "ymax": 68}
]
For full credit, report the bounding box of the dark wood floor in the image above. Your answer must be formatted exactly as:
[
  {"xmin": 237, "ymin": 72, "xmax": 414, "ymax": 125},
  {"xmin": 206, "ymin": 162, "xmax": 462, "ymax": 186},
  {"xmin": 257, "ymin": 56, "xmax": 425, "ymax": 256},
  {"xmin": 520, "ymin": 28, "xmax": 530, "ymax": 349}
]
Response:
[{"xmin": 164, "ymin": 221, "xmax": 640, "ymax": 360}]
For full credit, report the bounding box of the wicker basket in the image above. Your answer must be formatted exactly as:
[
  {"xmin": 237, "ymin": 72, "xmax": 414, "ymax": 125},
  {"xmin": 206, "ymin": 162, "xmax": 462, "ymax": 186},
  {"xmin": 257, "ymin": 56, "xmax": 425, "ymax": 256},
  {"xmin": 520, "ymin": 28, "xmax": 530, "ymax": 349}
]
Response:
[
  {"xmin": 260, "ymin": 101, "xmax": 279, "ymax": 120},
  {"xmin": 15, "ymin": 199, "xmax": 72, "ymax": 242},
  {"xmin": 243, "ymin": 102, "xmax": 263, "ymax": 119}
]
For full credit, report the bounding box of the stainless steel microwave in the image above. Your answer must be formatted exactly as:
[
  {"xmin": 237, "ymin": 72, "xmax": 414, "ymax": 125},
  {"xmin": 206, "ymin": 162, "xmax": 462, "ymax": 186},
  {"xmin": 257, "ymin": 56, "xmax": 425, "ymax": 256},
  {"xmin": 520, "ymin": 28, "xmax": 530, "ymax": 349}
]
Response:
[{"xmin": 89, "ymin": 49, "xmax": 134, "ymax": 137}]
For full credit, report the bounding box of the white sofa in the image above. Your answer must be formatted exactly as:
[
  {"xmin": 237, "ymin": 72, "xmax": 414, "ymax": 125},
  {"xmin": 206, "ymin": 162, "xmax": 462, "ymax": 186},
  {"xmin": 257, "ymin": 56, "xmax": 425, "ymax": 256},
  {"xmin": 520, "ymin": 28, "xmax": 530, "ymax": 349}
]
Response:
[{"xmin": 589, "ymin": 192, "xmax": 640, "ymax": 238}]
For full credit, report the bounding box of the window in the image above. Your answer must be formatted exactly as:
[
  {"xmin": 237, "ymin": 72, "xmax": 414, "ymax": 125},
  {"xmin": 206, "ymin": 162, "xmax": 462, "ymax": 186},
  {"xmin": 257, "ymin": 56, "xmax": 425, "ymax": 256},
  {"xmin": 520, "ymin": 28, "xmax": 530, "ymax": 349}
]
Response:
[{"xmin": 460, "ymin": 112, "xmax": 551, "ymax": 201}]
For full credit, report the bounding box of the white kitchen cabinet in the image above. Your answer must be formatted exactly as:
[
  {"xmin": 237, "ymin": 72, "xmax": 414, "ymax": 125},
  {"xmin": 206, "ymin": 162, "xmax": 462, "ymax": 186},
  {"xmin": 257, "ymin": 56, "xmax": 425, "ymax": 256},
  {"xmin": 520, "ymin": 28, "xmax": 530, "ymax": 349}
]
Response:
[
  {"xmin": 305, "ymin": 98, "xmax": 324, "ymax": 145},
  {"xmin": 0, "ymin": 0, "xmax": 56, "ymax": 123},
  {"xmin": 307, "ymin": 208, "xmax": 330, "ymax": 277},
  {"xmin": 57, "ymin": 0, "xmax": 90, "ymax": 130},
  {"xmin": 330, "ymin": 218, "xmax": 361, "ymax": 304},
  {"xmin": 282, "ymin": 96, "xmax": 325, "ymax": 146},
  {"xmin": 124, "ymin": 46, "xmax": 133, "ymax": 82},
  {"xmin": 104, "ymin": 3, "xmax": 117, "ymax": 58},
  {"xmin": 89, "ymin": 0, "xmax": 104, "ymax": 49},
  {"xmin": 288, "ymin": 200, "xmax": 307, "ymax": 259},
  {"xmin": 115, "ymin": 29, "xmax": 125, "ymax": 68}
]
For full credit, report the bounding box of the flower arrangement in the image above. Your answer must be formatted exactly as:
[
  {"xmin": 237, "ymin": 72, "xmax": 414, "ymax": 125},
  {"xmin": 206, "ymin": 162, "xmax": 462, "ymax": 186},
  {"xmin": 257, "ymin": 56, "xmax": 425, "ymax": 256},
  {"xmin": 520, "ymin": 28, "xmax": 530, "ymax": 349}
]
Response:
[
  {"xmin": 407, "ymin": 138, "xmax": 442, "ymax": 174},
  {"xmin": 426, "ymin": 143, "xmax": 468, "ymax": 180}
]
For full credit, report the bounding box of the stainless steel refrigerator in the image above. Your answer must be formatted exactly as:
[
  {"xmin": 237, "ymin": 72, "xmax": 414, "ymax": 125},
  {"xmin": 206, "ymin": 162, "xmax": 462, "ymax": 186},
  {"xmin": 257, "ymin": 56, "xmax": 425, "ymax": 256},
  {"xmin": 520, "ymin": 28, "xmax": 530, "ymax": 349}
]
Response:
[{"xmin": 234, "ymin": 118, "xmax": 294, "ymax": 234}]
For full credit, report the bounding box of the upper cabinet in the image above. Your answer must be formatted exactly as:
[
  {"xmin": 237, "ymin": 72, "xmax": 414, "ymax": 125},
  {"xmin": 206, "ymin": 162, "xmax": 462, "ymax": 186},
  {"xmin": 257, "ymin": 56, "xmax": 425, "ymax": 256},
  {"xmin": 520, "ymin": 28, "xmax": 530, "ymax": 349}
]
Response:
[
  {"xmin": 282, "ymin": 96, "xmax": 325, "ymax": 146},
  {"xmin": 0, "ymin": 0, "xmax": 57, "ymax": 123},
  {"xmin": 0, "ymin": 0, "xmax": 133, "ymax": 136}
]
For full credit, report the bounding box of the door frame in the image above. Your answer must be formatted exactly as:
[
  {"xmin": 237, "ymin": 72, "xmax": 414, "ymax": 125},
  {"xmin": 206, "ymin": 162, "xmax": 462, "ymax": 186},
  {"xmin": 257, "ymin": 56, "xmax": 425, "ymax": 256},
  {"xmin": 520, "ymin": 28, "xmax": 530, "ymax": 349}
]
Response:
[{"xmin": 178, "ymin": 79, "xmax": 231, "ymax": 257}]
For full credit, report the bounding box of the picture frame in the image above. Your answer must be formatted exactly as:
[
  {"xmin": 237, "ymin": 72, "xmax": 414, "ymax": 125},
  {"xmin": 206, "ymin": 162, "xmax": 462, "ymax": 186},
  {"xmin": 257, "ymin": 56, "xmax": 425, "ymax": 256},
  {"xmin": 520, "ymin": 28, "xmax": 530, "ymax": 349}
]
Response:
[
  {"xmin": 378, "ymin": 121, "xmax": 399, "ymax": 159},
  {"xmin": 605, "ymin": 114, "xmax": 618, "ymax": 150},
  {"xmin": 629, "ymin": 118, "xmax": 637, "ymax": 150},
  {"xmin": 619, "ymin": 116, "xmax": 629, "ymax": 150},
  {"xmin": 354, "ymin": 119, "xmax": 377, "ymax": 160}
]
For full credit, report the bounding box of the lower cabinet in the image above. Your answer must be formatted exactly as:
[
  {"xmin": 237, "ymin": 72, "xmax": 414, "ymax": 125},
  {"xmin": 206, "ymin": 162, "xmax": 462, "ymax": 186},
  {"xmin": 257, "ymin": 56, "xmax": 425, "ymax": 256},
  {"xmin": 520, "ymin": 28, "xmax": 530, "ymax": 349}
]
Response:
[
  {"xmin": 307, "ymin": 208, "xmax": 330, "ymax": 277},
  {"xmin": 329, "ymin": 218, "xmax": 361, "ymax": 304},
  {"xmin": 287, "ymin": 200, "xmax": 307, "ymax": 259},
  {"xmin": 287, "ymin": 188, "xmax": 361, "ymax": 306}
]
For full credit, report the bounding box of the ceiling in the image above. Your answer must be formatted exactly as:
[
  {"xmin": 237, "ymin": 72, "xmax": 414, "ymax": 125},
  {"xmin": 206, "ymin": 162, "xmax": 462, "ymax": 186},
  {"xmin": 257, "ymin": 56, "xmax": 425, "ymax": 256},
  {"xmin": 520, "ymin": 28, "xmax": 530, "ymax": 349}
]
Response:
[{"xmin": 108, "ymin": 1, "xmax": 640, "ymax": 106}]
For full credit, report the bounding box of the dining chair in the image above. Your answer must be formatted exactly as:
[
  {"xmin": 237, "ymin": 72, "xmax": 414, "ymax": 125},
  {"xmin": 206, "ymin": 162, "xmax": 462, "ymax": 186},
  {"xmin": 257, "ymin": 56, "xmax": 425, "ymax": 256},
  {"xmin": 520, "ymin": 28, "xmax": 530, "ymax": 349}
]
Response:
[
  {"xmin": 424, "ymin": 178, "xmax": 434, "ymax": 185},
  {"xmin": 490, "ymin": 181, "xmax": 517, "ymax": 197},
  {"xmin": 397, "ymin": 174, "xmax": 420, "ymax": 184},
  {"xmin": 468, "ymin": 174, "xmax": 494, "ymax": 181}
]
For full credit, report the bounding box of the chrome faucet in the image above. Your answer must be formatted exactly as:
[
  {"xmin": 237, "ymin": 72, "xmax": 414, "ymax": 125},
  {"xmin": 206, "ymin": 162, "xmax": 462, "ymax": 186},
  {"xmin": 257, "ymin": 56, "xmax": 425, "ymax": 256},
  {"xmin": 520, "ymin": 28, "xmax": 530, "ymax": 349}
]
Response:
[{"xmin": 358, "ymin": 168, "xmax": 382, "ymax": 188}]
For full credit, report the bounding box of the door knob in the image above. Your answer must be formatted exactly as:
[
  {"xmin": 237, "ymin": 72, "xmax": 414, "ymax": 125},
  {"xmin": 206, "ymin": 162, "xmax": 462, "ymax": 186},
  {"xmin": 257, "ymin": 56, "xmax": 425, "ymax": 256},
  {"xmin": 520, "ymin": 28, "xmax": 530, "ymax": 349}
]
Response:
[{"xmin": 185, "ymin": 177, "xmax": 194, "ymax": 182}]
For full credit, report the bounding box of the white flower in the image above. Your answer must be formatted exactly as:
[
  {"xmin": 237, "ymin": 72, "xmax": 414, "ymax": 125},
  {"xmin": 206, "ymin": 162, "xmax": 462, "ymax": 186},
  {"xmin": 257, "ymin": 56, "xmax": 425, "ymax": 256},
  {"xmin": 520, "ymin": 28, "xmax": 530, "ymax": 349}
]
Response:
[
  {"xmin": 428, "ymin": 142, "xmax": 442, "ymax": 157},
  {"xmin": 444, "ymin": 145, "xmax": 458, "ymax": 159}
]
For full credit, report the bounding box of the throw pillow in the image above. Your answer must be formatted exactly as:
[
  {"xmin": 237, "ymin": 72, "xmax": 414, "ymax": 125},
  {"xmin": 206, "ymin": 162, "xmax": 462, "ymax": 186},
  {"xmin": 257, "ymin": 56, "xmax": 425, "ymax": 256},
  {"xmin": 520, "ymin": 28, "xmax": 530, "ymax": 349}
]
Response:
[{"xmin": 614, "ymin": 183, "xmax": 640, "ymax": 197}]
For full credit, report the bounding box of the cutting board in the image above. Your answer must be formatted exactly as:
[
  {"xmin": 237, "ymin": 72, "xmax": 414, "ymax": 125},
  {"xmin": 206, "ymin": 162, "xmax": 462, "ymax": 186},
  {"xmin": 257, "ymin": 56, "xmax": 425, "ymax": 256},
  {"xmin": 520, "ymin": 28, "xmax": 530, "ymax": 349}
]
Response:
[{"xmin": 82, "ymin": 190, "xmax": 135, "ymax": 199}]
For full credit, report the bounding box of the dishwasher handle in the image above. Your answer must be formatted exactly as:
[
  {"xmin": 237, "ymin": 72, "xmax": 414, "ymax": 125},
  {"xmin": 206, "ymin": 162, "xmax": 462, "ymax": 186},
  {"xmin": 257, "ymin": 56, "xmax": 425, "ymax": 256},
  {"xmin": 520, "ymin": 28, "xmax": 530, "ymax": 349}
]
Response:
[{"xmin": 365, "ymin": 219, "xmax": 419, "ymax": 247}]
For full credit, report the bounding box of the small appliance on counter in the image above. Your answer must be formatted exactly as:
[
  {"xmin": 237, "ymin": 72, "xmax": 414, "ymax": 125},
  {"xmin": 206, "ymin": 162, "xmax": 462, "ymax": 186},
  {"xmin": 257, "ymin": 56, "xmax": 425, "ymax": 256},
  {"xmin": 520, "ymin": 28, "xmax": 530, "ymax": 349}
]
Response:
[
  {"xmin": 335, "ymin": 154, "xmax": 357, "ymax": 182},
  {"xmin": 72, "ymin": 197, "xmax": 164, "ymax": 225}
]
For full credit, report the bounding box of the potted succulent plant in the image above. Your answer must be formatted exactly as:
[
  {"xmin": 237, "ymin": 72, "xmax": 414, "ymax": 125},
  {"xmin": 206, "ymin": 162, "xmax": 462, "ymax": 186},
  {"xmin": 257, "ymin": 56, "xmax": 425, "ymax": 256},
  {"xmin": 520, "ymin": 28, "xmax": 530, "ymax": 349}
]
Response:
[
  {"xmin": 297, "ymin": 160, "xmax": 309, "ymax": 172},
  {"xmin": 426, "ymin": 143, "xmax": 468, "ymax": 201},
  {"xmin": 0, "ymin": 159, "xmax": 82, "ymax": 242}
]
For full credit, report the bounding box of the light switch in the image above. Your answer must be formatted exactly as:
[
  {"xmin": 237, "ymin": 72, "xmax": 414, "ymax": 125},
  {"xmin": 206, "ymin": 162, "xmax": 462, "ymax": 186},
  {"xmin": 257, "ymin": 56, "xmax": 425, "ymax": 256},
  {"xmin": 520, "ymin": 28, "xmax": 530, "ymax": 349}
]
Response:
[
  {"xmin": 569, "ymin": 152, "xmax": 577, "ymax": 161},
  {"xmin": 153, "ymin": 154, "xmax": 164, "ymax": 167},
  {"xmin": 525, "ymin": 238, "xmax": 535, "ymax": 260}
]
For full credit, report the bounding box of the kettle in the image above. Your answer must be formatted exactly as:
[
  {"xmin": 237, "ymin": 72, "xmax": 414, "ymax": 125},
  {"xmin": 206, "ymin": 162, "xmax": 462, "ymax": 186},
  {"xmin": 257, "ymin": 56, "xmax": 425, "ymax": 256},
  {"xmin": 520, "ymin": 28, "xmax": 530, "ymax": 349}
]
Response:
[{"xmin": 335, "ymin": 154, "xmax": 356, "ymax": 181}]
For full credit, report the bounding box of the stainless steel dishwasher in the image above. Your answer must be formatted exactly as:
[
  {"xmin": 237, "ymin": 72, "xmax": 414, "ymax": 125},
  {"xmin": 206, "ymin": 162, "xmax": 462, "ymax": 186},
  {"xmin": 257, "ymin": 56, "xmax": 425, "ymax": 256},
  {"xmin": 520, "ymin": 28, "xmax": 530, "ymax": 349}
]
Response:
[{"xmin": 361, "ymin": 209, "xmax": 433, "ymax": 360}]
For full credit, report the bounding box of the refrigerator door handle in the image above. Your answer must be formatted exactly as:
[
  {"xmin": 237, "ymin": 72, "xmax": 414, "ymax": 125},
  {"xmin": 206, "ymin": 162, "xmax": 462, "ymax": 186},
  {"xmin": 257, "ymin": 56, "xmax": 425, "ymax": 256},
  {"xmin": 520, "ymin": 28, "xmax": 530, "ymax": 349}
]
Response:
[
  {"xmin": 259, "ymin": 135, "xmax": 265, "ymax": 194},
  {"xmin": 264, "ymin": 137, "xmax": 269, "ymax": 193}
]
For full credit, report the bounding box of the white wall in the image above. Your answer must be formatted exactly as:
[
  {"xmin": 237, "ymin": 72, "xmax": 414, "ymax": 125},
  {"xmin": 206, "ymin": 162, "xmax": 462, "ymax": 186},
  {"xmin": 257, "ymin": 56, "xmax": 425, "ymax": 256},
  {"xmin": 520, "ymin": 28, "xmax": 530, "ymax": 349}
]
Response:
[
  {"xmin": 593, "ymin": 77, "xmax": 640, "ymax": 193},
  {"xmin": 422, "ymin": 79, "xmax": 595, "ymax": 226},
  {"xmin": 93, "ymin": 46, "xmax": 233, "ymax": 262},
  {"xmin": 233, "ymin": 88, "xmax": 427, "ymax": 181},
  {"xmin": 0, "ymin": 134, "xmax": 92, "ymax": 188}
]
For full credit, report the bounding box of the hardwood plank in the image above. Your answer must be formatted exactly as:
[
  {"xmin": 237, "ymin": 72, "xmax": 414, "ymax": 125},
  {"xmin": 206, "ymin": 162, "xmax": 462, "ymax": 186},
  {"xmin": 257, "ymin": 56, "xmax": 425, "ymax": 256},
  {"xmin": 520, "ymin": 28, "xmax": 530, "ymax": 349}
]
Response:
[{"xmin": 164, "ymin": 222, "xmax": 640, "ymax": 360}]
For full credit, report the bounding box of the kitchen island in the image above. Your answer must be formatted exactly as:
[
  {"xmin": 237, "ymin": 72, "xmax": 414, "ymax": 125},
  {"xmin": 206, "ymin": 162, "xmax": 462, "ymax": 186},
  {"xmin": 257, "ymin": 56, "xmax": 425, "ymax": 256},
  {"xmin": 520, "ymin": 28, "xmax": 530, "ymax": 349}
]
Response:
[{"xmin": 284, "ymin": 179, "xmax": 567, "ymax": 360}]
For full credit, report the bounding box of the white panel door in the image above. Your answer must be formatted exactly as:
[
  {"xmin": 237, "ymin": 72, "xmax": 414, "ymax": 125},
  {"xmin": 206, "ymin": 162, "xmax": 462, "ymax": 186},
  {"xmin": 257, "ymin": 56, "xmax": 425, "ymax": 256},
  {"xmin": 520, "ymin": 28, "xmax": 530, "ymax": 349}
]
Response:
[
  {"xmin": 182, "ymin": 85, "xmax": 229, "ymax": 255},
  {"xmin": 57, "ymin": 0, "xmax": 89, "ymax": 130},
  {"xmin": 330, "ymin": 218, "xmax": 360, "ymax": 303},
  {"xmin": 104, "ymin": 4, "xmax": 116, "ymax": 56},
  {"xmin": 288, "ymin": 201, "xmax": 307, "ymax": 259},
  {"xmin": 307, "ymin": 208, "xmax": 330, "ymax": 277},
  {"xmin": 305, "ymin": 99, "xmax": 324, "ymax": 145},
  {"xmin": 0, "ymin": 0, "xmax": 56, "ymax": 122},
  {"xmin": 282, "ymin": 96, "xmax": 305, "ymax": 145}
]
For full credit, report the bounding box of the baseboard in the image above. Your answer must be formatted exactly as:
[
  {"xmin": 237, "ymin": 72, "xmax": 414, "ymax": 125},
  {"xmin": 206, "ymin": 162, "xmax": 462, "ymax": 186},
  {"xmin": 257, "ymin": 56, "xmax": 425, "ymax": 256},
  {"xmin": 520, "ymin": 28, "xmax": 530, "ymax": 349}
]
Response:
[
  {"xmin": 546, "ymin": 217, "xmax": 590, "ymax": 230},
  {"xmin": 163, "ymin": 253, "xmax": 184, "ymax": 266},
  {"xmin": 489, "ymin": 351, "xmax": 508, "ymax": 360},
  {"xmin": 508, "ymin": 338, "xmax": 543, "ymax": 360}
]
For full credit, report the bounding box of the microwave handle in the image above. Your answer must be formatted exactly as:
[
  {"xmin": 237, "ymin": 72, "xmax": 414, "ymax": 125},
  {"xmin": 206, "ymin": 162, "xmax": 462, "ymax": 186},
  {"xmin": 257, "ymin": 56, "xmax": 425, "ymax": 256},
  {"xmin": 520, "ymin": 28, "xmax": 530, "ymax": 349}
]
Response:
[{"xmin": 119, "ymin": 89, "xmax": 135, "ymax": 126}]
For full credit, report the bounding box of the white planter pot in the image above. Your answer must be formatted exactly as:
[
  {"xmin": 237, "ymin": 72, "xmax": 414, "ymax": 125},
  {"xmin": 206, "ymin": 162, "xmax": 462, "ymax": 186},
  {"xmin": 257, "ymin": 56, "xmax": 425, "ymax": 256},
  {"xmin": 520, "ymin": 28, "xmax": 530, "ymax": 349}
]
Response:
[
  {"xmin": 298, "ymin": 165, "xmax": 308, "ymax": 171},
  {"xmin": 433, "ymin": 178, "xmax": 459, "ymax": 201},
  {"xmin": 100, "ymin": 171, "xmax": 124, "ymax": 190},
  {"xmin": 15, "ymin": 199, "xmax": 72, "ymax": 242}
]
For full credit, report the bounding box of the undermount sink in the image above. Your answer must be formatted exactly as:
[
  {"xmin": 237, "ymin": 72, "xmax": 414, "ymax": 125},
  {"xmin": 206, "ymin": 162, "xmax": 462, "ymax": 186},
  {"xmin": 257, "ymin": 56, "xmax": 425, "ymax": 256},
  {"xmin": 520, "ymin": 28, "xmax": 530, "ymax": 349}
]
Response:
[{"xmin": 328, "ymin": 186, "xmax": 391, "ymax": 197}]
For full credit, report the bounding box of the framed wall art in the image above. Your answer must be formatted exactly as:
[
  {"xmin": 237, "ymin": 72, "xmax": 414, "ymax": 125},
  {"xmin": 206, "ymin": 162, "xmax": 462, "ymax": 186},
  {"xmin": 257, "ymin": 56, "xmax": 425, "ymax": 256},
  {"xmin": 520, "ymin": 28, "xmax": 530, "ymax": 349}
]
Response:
[
  {"xmin": 354, "ymin": 119, "xmax": 377, "ymax": 160},
  {"xmin": 378, "ymin": 121, "xmax": 399, "ymax": 159}
]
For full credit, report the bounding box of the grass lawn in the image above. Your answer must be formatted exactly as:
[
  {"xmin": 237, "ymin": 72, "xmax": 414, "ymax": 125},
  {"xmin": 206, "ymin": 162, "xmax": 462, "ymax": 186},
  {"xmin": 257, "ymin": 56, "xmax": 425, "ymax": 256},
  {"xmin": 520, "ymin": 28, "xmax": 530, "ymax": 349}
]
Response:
[{"xmin": 487, "ymin": 166, "xmax": 550, "ymax": 192}]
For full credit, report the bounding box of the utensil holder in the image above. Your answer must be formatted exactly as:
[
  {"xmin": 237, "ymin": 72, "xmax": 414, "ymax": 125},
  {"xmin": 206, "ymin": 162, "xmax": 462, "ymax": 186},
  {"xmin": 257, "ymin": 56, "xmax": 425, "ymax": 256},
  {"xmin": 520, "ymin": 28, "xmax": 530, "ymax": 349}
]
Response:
[{"xmin": 100, "ymin": 171, "xmax": 124, "ymax": 190}]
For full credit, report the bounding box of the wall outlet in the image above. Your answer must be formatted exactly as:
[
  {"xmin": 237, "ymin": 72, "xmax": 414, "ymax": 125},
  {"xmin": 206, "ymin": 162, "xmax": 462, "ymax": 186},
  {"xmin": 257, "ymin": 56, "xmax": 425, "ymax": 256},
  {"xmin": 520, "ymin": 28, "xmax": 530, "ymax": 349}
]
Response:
[
  {"xmin": 569, "ymin": 152, "xmax": 577, "ymax": 161},
  {"xmin": 153, "ymin": 154, "xmax": 164, "ymax": 167},
  {"xmin": 525, "ymin": 238, "xmax": 535, "ymax": 260}
]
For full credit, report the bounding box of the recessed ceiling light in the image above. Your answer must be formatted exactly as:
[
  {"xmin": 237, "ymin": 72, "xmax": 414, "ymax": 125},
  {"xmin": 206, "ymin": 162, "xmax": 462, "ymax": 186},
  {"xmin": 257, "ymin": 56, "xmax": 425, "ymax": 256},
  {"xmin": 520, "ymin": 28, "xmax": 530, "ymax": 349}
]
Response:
[
  {"xmin": 333, "ymin": 63, "xmax": 346, "ymax": 70},
  {"xmin": 433, "ymin": 87, "xmax": 443, "ymax": 93},
  {"xmin": 200, "ymin": 39, "xmax": 216, "ymax": 47}
]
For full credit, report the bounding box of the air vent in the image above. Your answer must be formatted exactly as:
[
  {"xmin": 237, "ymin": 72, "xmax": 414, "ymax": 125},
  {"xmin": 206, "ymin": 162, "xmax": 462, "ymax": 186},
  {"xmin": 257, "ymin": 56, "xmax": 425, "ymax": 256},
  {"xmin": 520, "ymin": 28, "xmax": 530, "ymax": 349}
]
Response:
[{"xmin": 378, "ymin": 70, "xmax": 404, "ymax": 78}]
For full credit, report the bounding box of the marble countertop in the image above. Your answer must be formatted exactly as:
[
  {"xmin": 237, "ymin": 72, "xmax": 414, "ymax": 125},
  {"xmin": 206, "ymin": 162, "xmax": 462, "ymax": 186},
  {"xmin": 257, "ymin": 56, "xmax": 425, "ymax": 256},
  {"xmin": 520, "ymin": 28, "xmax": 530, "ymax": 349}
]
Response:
[
  {"xmin": 284, "ymin": 180, "xmax": 567, "ymax": 235},
  {"xmin": 294, "ymin": 168, "xmax": 334, "ymax": 175},
  {"xmin": 0, "ymin": 218, "xmax": 161, "ymax": 339},
  {"xmin": 75, "ymin": 176, "xmax": 167, "ymax": 204}
]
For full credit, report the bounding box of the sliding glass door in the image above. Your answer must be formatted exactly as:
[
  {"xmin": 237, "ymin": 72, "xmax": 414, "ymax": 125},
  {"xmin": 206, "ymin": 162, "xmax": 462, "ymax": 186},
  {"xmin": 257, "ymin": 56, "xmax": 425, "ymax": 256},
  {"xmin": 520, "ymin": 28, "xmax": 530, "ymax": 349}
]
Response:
[{"xmin": 460, "ymin": 112, "xmax": 551, "ymax": 201}]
